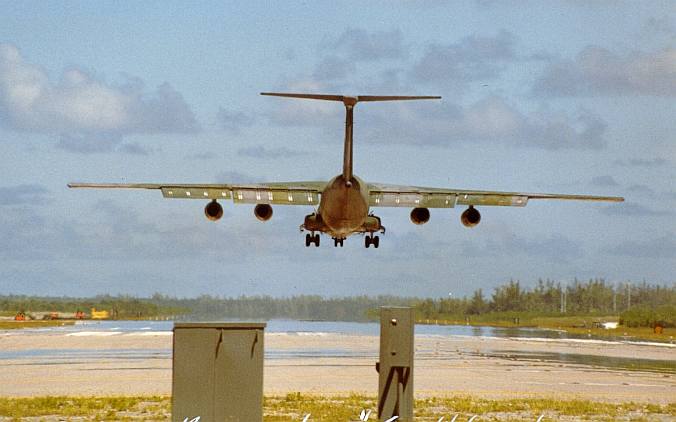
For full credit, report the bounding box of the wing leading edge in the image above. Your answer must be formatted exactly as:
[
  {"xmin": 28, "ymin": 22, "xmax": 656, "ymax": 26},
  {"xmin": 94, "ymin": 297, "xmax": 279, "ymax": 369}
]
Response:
[
  {"xmin": 366, "ymin": 183, "xmax": 624, "ymax": 208},
  {"xmin": 67, "ymin": 182, "xmax": 327, "ymax": 206}
]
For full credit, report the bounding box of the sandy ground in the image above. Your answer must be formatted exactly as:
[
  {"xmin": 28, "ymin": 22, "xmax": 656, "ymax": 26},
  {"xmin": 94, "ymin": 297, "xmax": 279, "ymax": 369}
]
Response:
[{"xmin": 0, "ymin": 331, "xmax": 674, "ymax": 403}]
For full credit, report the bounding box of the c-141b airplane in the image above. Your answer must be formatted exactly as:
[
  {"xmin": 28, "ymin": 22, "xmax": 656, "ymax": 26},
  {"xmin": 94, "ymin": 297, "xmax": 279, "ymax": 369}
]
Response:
[{"xmin": 69, "ymin": 93, "xmax": 624, "ymax": 248}]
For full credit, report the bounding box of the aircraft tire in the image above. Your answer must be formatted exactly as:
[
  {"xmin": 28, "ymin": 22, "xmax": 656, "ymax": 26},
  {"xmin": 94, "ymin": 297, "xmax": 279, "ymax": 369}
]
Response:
[
  {"xmin": 305, "ymin": 234, "xmax": 311, "ymax": 247},
  {"xmin": 373, "ymin": 236, "xmax": 380, "ymax": 248}
]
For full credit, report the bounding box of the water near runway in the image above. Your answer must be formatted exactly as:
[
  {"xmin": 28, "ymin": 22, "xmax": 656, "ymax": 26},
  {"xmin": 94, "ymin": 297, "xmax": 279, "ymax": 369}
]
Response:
[
  {"xmin": 1, "ymin": 320, "xmax": 673, "ymax": 374},
  {"xmin": 1, "ymin": 319, "xmax": 674, "ymax": 400},
  {"xmin": 0, "ymin": 319, "xmax": 566, "ymax": 337}
]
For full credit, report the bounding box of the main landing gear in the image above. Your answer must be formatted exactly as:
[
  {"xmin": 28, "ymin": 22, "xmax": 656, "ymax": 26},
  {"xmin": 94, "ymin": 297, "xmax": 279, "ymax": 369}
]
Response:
[
  {"xmin": 364, "ymin": 234, "xmax": 380, "ymax": 248},
  {"xmin": 333, "ymin": 237, "xmax": 344, "ymax": 247},
  {"xmin": 305, "ymin": 233, "xmax": 320, "ymax": 247}
]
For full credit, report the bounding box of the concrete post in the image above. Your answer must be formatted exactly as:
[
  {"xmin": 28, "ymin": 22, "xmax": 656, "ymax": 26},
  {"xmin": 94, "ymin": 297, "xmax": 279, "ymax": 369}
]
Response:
[
  {"xmin": 376, "ymin": 307, "xmax": 414, "ymax": 421},
  {"xmin": 172, "ymin": 322, "xmax": 265, "ymax": 422}
]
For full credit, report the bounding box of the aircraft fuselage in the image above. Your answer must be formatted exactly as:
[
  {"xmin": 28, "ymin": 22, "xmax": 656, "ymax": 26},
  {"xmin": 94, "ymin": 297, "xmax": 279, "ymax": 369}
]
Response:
[{"xmin": 318, "ymin": 174, "xmax": 369, "ymax": 238}]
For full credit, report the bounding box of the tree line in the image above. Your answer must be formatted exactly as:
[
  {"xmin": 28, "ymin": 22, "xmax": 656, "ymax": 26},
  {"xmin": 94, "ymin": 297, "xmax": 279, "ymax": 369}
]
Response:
[
  {"xmin": 415, "ymin": 279, "xmax": 675, "ymax": 327},
  {"xmin": 1, "ymin": 279, "xmax": 673, "ymax": 327},
  {"xmin": 0, "ymin": 294, "xmax": 186, "ymax": 319}
]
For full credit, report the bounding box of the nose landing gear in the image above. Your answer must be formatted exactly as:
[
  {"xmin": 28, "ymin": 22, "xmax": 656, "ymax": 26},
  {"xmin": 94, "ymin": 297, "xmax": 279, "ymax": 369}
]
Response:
[{"xmin": 333, "ymin": 237, "xmax": 345, "ymax": 247}]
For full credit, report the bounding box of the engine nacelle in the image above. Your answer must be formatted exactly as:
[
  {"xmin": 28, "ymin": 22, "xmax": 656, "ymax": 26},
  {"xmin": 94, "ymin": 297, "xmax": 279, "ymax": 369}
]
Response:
[
  {"xmin": 204, "ymin": 200, "xmax": 223, "ymax": 221},
  {"xmin": 410, "ymin": 207, "xmax": 430, "ymax": 225},
  {"xmin": 254, "ymin": 204, "xmax": 273, "ymax": 221},
  {"xmin": 461, "ymin": 206, "xmax": 481, "ymax": 227}
]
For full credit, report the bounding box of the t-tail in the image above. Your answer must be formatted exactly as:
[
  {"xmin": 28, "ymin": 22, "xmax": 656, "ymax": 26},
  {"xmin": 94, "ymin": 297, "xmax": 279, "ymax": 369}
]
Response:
[{"xmin": 261, "ymin": 93, "xmax": 441, "ymax": 186}]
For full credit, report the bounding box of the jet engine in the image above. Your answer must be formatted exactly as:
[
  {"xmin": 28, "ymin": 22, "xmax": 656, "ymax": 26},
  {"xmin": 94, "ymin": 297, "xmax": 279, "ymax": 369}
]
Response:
[
  {"xmin": 410, "ymin": 207, "xmax": 430, "ymax": 225},
  {"xmin": 460, "ymin": 205, "xmax": 481, "ymax": 227},
  {"xmin": 204, "ymin": 200, "xmax": 223, "ymax": 221},
  {"xmin": 254, "ymin": 204, "xmax": 273, "ymax": 221}
]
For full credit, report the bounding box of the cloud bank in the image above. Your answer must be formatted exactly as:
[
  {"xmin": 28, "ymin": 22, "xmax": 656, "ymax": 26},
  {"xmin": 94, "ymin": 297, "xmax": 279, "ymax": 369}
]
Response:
[
  {"xmin": 412, "ymin": 30, "xmax": 517, "ymax": 84},
  {"xmin": 362, "ymin": 97, "xmax": 606, "ymax": 150},
  {"xmin": 534, "ymin": 46, "xmax": 676, "ymax": 97},
  {"xmin": 0, "ymin": 43, "xmax": 198, "ymax": 152}
]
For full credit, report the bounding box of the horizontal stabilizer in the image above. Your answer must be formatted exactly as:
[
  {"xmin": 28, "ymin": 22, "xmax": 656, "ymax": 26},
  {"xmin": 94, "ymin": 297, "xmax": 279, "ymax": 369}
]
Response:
[{"xmin": 261, "ymin": 92, "xmax": 441, "ymax": 105}]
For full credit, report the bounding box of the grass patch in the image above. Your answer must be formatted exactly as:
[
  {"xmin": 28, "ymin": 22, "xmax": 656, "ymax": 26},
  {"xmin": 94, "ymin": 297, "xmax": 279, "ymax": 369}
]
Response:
[
  {"xmin": 0, "ymin": 320, "xmax": 75, "ymax": 330},
  {"xmin": 0, "ymin": 395, "xmax": 673, "ymax": 421},
  {"xmin": 417, "ymin": 314, "xmax": 674, "ymax": 343},
  {"xmin": 0, "ymin": 396, "xmax": 170, "ymax": 419}
]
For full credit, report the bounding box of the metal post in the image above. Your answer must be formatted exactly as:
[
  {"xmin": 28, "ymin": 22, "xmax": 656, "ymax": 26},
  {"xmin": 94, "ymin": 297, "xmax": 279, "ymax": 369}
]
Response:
[
  {"xmin": 172, "ymin": 322, "xmax": 266, "ymax": 422},
  {"xmin": 376, "ymin": 307, "xmax": 414, "ymax": 421}
]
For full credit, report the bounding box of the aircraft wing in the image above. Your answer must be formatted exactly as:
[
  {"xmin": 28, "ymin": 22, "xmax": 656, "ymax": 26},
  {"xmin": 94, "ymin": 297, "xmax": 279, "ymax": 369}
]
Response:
[
  {"xmin": 68, "ymin": 181, "xmax": 327, "ymax": 205},
  {"xmin": 367, "ymin": 183, "xmax": 624, "ymax": 208}
]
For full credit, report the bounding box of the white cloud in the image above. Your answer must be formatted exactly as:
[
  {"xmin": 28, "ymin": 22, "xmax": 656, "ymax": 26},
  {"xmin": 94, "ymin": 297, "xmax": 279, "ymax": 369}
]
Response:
[
  {"xmin": 237, "ymin": 145, "xmax": 305, "ymax": 158},
  {"xmin": 462, "ymin": 233, "xmax": 584, "ymax": 263},
  {"xmin": 614, "ymin": 157, "xmax": 669, "ymax": 167},
  {"xmin": 608, "ymin": 234, "xmax": 676, "ymax": 259},
  {"xmin": 312, "ymin": 55, "xmax": 357, "ymax": 81},
  {"xmin": 362, "ymin": 96, "xmax": 607, "ymax": 150},
  {"xmin": 0, "ymin": 184, "xmax": 49, "ymax": 206},
  {"xmin": 321, "ymin": 28, "xmax": 406, "ymax": 62},
  {"xmin": 600, "ymin": 202, "xmax": 672, "ymax": 217},
  {"xmin": 215, "ymin": 170, "xmax": 261, "ymax": 184},
  {"xmin": 217, "ymin": 107, "xmax": 255, "ymax": 134},
  {"xmin": 411, "ymin": 30, "xmax": 517, "ymax": 84},
  {"xmin": 0, "ymin": 43, "xmax": 198, "ymax": 140},
  {"xmin": 590, "ymin": 175, "xmax": 619, "ymax": 187},
  {"xmin": 534, "ymin": 46, "xmax": 676, "ymax": 97}
]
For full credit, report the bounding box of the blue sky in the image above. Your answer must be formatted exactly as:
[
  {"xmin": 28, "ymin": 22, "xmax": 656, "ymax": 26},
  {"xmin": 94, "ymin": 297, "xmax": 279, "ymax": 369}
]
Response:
[{"xmin": 1, "ymin": 1, "xmax": 674, "ymax": 298}]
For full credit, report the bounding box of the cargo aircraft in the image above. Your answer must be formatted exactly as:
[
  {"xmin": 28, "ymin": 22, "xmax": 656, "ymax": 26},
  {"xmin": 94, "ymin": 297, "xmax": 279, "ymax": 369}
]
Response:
[{"xmin": 69, "ymin": 93, "xmax": 624, "ymax": 248}]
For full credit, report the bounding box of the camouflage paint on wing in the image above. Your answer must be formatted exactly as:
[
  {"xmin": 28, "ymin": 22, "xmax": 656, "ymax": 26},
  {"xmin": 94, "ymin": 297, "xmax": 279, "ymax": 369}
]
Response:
[{"xmin": 367, "ymin": 183, "xmax": 623, "ymax": 208}]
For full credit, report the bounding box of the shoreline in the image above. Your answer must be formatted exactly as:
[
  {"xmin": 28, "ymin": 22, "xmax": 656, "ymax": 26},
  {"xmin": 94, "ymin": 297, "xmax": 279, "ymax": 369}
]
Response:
[
  {"xmin": 0, "ymin": 330, "xmax": 673, "ymax": 403},
  {"xmin": 1, "ymin": 317, "xmax": 672, "ymax": 344}
]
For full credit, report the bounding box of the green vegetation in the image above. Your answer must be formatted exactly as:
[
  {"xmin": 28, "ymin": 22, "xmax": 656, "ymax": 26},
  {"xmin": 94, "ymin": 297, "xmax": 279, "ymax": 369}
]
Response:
[
  {"xmin": 414, "ymin": 279, "xmax": 675, "ymax": 322},
  {"xmin": 0, "ymin": 320, "xmax": 74, "ymax": 330},
  {"xmin": 621, "ymin": 304, "xmax": 676, "ymax": 328},
  {"xmin": 0, "ymin": 294, "xmax": 188, "ymax": 320},
  {"xmin": 412, "ymin": 279, "xmax": 675, "ymax": 342},
  {"xmin": 0, "ymin": 396, "xmax": 170, "ymax": 420},
  {"xmin": 154, "ymin": 293, "xmax": 414, "ymax": 321},
  {"xmin": 1, "ymin": 279, "xmax": 673, "ymax": 341},
  {"xmin": 0, "ymin": 395, "xmax": 673, "ymax": 420}
]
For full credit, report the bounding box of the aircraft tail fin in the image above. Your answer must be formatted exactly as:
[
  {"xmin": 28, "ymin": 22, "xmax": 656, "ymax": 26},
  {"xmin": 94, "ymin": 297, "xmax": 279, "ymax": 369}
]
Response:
[{"xmin": 261, "ymin": 93, "xmax": 441, "ymax": 186}]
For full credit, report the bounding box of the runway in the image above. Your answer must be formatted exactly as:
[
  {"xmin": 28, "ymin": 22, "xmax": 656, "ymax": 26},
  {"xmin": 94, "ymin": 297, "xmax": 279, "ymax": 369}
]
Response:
[{"xmin": 0, "ymin": 322, "xmax": 673, "ymax": 402}]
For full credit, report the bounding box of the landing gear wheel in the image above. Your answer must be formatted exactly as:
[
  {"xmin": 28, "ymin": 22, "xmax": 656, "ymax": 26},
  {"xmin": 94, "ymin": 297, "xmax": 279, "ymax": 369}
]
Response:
[
  {"xmin": 313, "ymin": 234, "xmax": 320, "ymax": 247},
  {"xmin": 365, "ymin": 236, "xmax": 371, "ymax": 248},
  {"xmin": 305, "ymin": 234, "xmax": 311, "ymax": 247},
  {"xmin": 373, "ymin": 236, "xmax": 380, "ymax": 248},
  {"xmin": 334, "ymin": 238, "xmax": 344, "ymax": 247}
]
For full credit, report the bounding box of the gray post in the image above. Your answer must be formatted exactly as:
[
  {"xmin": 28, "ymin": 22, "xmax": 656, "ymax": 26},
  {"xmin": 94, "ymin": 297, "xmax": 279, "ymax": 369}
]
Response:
[
  {"xmin": 376, "ymin": 307, "xmax": 414, "ymax": 421},
  {"xmin": 172, "ymin": 322, "xmax": 266, "ymax": 422}
]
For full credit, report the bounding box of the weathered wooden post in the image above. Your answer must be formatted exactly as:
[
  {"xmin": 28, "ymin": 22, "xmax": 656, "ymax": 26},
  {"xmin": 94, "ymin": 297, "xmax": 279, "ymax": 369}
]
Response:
[
  {"xmin": 376, "ymin": 307, "xmax": 414, "ymax": 421},
  {"xmin": 172, "ymin": 322, "xmax": 266, "ymax": 421}
]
